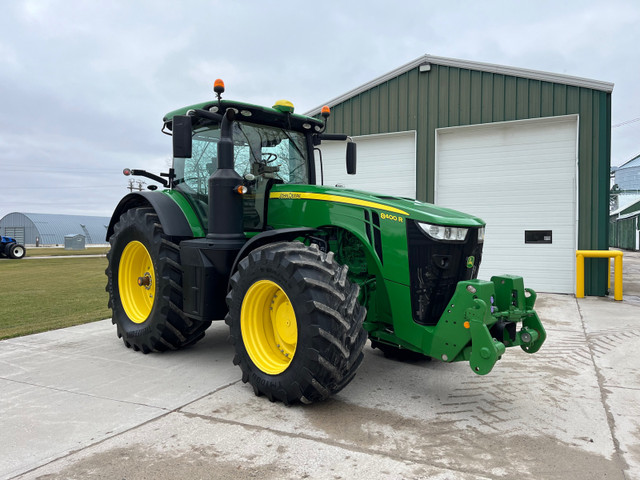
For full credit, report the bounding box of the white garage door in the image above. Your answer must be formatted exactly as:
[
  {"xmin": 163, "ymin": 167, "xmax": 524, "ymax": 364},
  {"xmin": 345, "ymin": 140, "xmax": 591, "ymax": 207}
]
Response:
[
  {"xmin": 436, "ymin": 115, "xmax": 578, "ymax": 294},
  {"xmin": 315, "ymin": 131, "xmax": 416, "ymax": 197}
]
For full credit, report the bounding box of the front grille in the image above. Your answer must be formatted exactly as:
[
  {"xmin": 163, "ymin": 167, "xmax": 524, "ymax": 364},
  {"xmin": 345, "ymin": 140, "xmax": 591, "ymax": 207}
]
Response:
[{"xmin": 407, "ymin": 220, "xmax": 483, "ymax": 326}]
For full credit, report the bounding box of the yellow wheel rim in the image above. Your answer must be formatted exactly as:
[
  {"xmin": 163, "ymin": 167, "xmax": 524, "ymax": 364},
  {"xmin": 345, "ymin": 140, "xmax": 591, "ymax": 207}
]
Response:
[
  {"xmin": 118, "ymin": 241, "xmax": 155, "ymax": 324},
  {"xmin": 241, "ymin": 280, "xmax": 297, "ymax": 375}
]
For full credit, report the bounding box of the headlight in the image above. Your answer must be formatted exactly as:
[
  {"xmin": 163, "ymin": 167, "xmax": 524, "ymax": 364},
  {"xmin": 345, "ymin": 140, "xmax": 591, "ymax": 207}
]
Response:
[
  {"xmin": 417, "ymin": 222, "xmax": 468, "ymax": 242},
  {"xmin": 477, "ymin": 226, "xmax": 485, "ymax": 243}
]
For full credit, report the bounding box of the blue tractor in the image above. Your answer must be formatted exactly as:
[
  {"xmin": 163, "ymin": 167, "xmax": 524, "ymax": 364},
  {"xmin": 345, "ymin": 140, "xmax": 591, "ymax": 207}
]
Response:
[{"xmin": 0, "ymin": 236, "xmax": 26, "ymax": 259}]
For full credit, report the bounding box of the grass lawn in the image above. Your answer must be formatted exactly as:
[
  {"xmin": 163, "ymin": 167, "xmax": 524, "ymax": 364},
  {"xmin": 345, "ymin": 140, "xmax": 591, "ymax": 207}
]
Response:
[
  {"xmin": 26, "ymin": 246, "xmax": 110, "ymax": 257},
  {"xmin": 0, "ymin": 257, "xmax": 111, "ymax": 340}
]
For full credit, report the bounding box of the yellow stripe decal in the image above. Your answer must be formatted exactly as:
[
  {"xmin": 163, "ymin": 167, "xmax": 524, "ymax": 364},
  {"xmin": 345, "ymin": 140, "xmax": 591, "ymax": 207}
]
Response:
[{"xmin": 269, "ymin": 192, "xmax": 409, "ymax": 216}]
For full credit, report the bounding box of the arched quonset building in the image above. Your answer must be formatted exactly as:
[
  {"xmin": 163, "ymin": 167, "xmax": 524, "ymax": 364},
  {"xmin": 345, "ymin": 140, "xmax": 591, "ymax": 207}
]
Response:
[{"xmin": 0, "ymin": 213, "xmax": 110, "ymax": 246}]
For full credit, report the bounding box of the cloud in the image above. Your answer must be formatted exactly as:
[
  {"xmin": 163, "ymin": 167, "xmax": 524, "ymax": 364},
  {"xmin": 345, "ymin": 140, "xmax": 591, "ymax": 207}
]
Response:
[{"xmin": 1, "ymin": 0, "xmax": 639, "ymax": 221}]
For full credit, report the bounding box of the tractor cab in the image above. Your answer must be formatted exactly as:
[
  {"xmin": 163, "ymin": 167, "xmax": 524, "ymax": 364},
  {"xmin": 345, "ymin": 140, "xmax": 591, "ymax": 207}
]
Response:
[
  {"xmin": 170, "ymin": 108, "xmax": 312, "ymax": 232},
  {"xmin": 163, "ymin": 81, "xmax": 354, "ymax": 234}
]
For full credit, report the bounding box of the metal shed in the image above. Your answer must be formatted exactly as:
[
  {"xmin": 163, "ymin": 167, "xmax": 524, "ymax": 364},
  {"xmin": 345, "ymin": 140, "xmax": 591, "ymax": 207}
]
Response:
[
  {"xmin": 0, "ymin": 213, "xmax": 109, "ymax": 246},
  {"xmin": 309, "ymin": 54, "xmax": 613, "ymax": 295}
]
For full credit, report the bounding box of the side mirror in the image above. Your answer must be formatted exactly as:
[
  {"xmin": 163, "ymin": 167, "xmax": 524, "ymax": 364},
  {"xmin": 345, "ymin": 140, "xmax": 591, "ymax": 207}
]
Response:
[
  {"xmin": 172, "ymin": 115, "xmax": 192, "ymax": 158},
  {"xmin": 346, "ymin": 142, "xmax": 357, "ymax": 175}
]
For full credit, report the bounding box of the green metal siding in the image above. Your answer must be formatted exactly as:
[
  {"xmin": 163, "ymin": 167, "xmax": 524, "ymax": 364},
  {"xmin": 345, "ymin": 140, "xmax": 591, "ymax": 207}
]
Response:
[
  {"xmin": 324, "ymin": 63, "xmax": 612, "ymax": 295},
  {"xmin": 610, "ymin": 216, "xmax": 637, "ymax": 250}
]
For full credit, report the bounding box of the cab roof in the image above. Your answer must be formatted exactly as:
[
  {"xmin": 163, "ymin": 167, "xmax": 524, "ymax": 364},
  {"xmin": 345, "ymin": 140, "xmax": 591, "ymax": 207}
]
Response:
[{"xmin": 163, "ymin": 99, "xmax": 325, "ymax": 134}]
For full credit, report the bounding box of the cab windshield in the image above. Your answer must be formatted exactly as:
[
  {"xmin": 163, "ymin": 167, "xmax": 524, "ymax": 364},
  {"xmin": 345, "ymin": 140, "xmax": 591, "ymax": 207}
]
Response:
[{"xmin": 173, "ymin": 121, "xmax": 309, "ymax": 231}]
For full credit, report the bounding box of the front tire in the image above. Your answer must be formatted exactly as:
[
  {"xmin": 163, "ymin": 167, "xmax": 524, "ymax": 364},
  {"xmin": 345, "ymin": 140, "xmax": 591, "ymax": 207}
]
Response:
[
  {"xmin": 226, "ymin": 241, "xmax": 367, "ymax": 405},
  {"xmin": 106, "ymin": 207, "xmax": 210, "ymax": 353},
  {"xmin": 6, "ymin": 243, "xmax": 26, "ymax": 259}
]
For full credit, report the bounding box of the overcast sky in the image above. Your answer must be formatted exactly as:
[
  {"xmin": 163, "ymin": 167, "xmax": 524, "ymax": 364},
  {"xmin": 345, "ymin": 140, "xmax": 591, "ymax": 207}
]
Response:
[{"xmin": 1, "ymin": 0, "xmax": 638, "ymax": 220}]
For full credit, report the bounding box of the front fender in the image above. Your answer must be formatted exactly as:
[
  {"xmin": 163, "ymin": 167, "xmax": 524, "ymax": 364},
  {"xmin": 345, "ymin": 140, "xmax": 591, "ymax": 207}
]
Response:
[
  {"xmin": 228, "ymin": 228, "xmax": 319, "ymax": 285},
  {"xmin": 106, "ymin": 191, "xmax": 194, "ymax": 240}
]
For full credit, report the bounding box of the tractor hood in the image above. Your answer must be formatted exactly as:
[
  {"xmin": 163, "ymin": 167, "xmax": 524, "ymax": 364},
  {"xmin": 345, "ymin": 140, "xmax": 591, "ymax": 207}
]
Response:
[{"xmin": 269, "ymin": 184, "xmax": 485, "ymax": 227}]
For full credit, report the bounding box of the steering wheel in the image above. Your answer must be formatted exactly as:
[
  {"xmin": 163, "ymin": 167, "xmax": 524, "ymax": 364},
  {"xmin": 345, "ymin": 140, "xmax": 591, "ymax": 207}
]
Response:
[{"xmin": 262, "ymin": 153, "xmax": 278, "ymax": 164}]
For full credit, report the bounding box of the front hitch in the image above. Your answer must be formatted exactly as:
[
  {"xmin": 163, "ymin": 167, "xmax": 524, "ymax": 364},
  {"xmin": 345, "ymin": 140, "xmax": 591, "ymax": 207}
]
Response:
[
  {"xmin": 466, "ymin": 298, "xmax": 506, "ymax": 374},
  {"xmin": 491, "ymin": 275, "xmax": 546, "ymax": 354},
  {"xmin": 429, "ymin": 275, "xmax": 546, "ymax": 375}
]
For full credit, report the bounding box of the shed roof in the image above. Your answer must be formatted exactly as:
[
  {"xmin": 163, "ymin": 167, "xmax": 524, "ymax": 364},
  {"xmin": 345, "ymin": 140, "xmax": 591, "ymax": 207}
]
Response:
[
  {"xmin": 24, "ymin": 213, "xmax": 109, "ymax": 244},
  {"xmin": 610, "ymin": 195, "xmax": 640, "ymax": 217},
  {"xmin": 306, "ymin": 54, "xmax": 615, "ymax": 116},
  {"xmin": 618, "ymin": 153, "xmax": 640, "ymax": 169}
]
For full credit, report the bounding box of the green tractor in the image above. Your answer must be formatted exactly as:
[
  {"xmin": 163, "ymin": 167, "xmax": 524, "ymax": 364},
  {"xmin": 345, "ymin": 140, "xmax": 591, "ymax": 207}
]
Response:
[{"xmin": 105, "ymin": 79, "xmax": 546, "ymax": 405}]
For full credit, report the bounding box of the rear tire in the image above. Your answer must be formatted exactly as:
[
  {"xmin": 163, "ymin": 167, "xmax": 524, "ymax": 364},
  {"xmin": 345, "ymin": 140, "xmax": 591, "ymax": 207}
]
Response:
[
  {"xmin": 225, "ymin": 241, "xmax": 367, "ymax": 405},
  {"xmin": 106, "ymin": 207, "xmax": 210, "ymax": 353},
  {"xmin": 6, "ymin": 243, "xmax": 26, "ymax": 259}
]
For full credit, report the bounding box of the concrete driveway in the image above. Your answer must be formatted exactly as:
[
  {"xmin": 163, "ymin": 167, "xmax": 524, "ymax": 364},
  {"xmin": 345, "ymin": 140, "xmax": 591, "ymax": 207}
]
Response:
[{"xmin": 2, "ymin": 257, "xmax": 639, "ymax": 479}]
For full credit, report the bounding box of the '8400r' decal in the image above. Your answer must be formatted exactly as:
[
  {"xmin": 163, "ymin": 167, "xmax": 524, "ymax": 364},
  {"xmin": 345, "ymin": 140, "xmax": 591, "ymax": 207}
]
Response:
[{"xmin": 380, "ymin": 212, "xmax": 403, "ymax": 223}]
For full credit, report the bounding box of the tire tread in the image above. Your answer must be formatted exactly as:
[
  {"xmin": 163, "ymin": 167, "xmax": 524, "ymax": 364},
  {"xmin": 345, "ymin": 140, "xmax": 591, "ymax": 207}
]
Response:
[
  {"xmin": 225, "ymin": 241, "xmax": 367, "ymax": 404},
  {"xmin": 105, "ymin": 207, "xmax": 211, "ymax": 353}
]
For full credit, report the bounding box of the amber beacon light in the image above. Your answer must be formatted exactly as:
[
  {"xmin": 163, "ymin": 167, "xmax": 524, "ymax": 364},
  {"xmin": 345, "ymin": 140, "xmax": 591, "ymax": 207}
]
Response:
[{"xmin": 214, "ymin": 79, "xmax": 225, "ymax": 94}]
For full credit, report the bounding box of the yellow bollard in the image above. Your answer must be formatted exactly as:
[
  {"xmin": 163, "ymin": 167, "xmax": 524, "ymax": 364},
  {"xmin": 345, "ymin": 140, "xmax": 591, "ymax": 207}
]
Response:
[
  {"xmin": 576, "ymin": 253, "xmax": 585, "ymax": 298},
  {"xmin": 576, "ymin": 250, "xmax": 623, "ymax": 301},
  {"xmin": 614, "ymin": 253, "xmax": 623, "ymax": 301}
]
